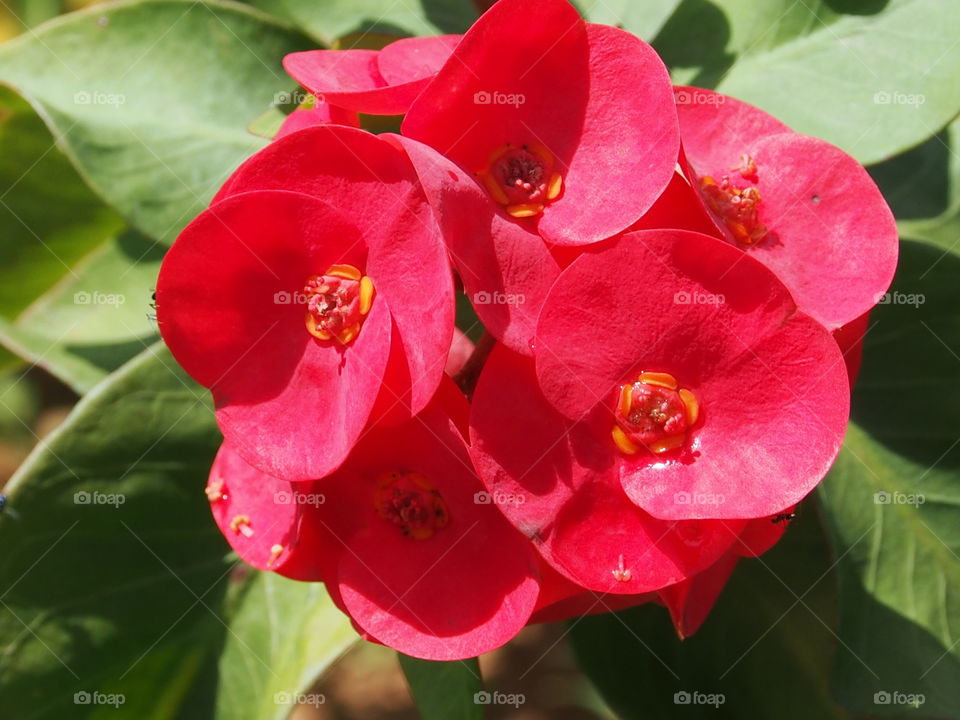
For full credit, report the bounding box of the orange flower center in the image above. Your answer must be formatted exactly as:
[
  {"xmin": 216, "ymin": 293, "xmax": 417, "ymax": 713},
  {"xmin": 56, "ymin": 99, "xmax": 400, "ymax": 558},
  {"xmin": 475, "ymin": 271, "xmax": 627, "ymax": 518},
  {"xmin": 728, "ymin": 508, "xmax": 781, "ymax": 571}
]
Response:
[
  {"xmin": 611, "ymin": 372, "xmax": 699, "ymax": 455},
  {"xmin": 373, "ymin": 471, "xmax": 449, "ymax": 540},
  {"xmin": 302, "ymin": 264, "xmax": 375, "ymax": 345}
]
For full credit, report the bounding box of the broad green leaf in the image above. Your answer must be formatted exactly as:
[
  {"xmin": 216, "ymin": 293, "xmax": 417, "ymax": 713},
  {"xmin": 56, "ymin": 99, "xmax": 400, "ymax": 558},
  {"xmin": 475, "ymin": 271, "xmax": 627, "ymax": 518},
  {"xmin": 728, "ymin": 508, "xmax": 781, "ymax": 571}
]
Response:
[
  {"xmin": 244, "ymin": 0, "xmax": 477, "ymax": 47},
  {"xmin": 399, "ymin": 655, "xmax": 482, "ymax": 720},
  {"xmin": 656, "ymin": 0, "xmax": 960, "ymax": 164},
  {"xmin": 0, "ymin": 0, "xmax": 314, "ymax": 244},
  {"xmin": 570, "ymin": 509, "xmax": 847, "ymax": 720},
  {"xmin": 0, "ymin": 343, "xmax": 231, "ymax": 720},
  {"xmin": 883, "ymin": 120, "xmax": 960, "ymax": 255},
  {"xmin": 0, "ymin": 85, "xmax": 123, "ymax": 320},
  {"xmin": 817, "ymin": 239, "xmax": 960, "ymax": 717},
  {"xmin": 0, "ymin": 231, "xmax": 162, "ymax": 394},
  {"xmin": 573, "ymin": 0, "xmax": 683, "ymax": 41},
  {"xmin": 214, "ymin": 573, "xmax": 357, "ymax": 720}
]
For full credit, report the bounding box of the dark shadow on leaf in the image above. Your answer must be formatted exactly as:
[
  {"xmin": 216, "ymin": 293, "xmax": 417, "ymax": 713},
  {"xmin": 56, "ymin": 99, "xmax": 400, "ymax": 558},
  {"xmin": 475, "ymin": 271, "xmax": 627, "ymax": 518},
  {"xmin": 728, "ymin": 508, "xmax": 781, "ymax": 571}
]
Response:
[
  {"xmin": 868, "ymin": 130, "xmax": 950, "ymax": 221},
  {"xmin": 853, "ymin": 240, "xmax": 960, "ymax": 469},
  {"xmin": 653, "ymin": 0, "xmax": 733, "ymax": 89}
]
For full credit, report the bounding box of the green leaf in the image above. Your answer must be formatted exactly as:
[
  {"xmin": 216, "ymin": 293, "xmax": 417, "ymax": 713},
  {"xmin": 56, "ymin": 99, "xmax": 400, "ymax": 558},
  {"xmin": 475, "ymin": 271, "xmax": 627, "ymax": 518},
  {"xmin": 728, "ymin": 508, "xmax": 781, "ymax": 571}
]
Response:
[
  {"xmin": 817, "ymin": 238, "xmax": 960, "ymax": 717},
  {"xmin": 573, "ymin": 0, "xmax": 683, "ymax": 41},
  {"xmin": 243, "ymin": 0, "xmax": 477, "ymax": 47},
  {"xmin": 214, "ymin": 573, "xmax": 357, "ymax": 720},
  {"xmin": 570, "ymin": 509, "xmax": 847, "ymax": 720},
  {"xmin": 878, "ymin": 119, "xmax": 960, "ymax": 255},
  {"xmin": 0, "ymin": 231, "xmax": 163, "ymax": 394},
  {"xmin": 399, "ymin": 655, "xmax": 483, "ymax": 720},
  {"xmin": 656, "ymin": 0, "xmax": 960, "ymax": 164},
  {"xmin": 0, "ymin": 85, "xmax": 123, "ymax": 320},
  {"xmin": 0, "ymin": 0, "xmax": 314, "ymax": 244},
  {"xmin": 0, "ymin": 343, "xmax": 232, "ymax": 720}
]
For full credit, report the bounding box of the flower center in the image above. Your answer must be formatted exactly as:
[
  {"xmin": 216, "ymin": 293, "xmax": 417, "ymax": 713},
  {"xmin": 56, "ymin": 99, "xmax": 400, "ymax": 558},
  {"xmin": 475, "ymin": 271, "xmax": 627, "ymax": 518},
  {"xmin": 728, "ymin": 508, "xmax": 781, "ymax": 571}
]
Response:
[
  {"xmin": 303, "ymin": 264, "xmax": 374, "ymax": 344},
  {"xmin": 698, "ymin": 154, "xmax": 769, "ymax": 247},
  {"xmin": 373, "ymin": 471, "xmax": 449, "ymax": 540},
  {"xmin": 611, "ymin": 372, "xmax": 699, "ymax": 455},
  {"xmin": 477, "ymin": 143, "xmax": 563, "ymax": 218}
]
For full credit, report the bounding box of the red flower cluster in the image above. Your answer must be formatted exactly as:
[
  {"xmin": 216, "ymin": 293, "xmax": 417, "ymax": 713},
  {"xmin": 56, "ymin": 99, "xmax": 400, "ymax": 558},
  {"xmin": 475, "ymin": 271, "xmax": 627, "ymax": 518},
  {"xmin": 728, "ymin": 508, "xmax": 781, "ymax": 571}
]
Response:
[{"xmin": 156, "ymin": 0, "xmax": 897, "ymax": 659}]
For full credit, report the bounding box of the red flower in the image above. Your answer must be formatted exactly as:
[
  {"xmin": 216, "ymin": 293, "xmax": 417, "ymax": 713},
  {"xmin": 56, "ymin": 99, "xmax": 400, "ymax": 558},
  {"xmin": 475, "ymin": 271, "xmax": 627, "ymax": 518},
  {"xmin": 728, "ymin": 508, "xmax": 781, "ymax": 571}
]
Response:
[
  {"xmin": 397, "ymin": 0, "xmax": 680, "ymax": 352},
  {"xmin": 534, "ymin": 228, "xmax": 849, "ymax": 520},
  {"xmin": 284, "ymin": 35, "xmax": 460, "ymax": 116},
  {"xmin": 470, "ymin": 342, "xmax": 745, "ymax": 594},
  {"xmin": 157, "ymin": 127, "xmax": 453, "ymax": 481},
  {"xmin": 672, "ymin": 87, "xmax": 898, "ymax": 330},
  {"xmin": 470, "ymin": 229, "xmax": 848, "ymax": 592},
  {"xmin": 207, "ymin": 387, "xmax": 541, "ymax": 661}
]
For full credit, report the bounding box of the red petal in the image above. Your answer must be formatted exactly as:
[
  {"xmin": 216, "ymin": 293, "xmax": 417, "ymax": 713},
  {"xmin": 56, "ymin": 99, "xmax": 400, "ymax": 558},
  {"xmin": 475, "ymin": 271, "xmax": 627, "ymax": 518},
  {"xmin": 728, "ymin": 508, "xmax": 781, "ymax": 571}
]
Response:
[
  {"xmin": 659, "ymin": 552, "xmax": 739, "ymax": 639},
  {"xmin": 325, "ymin": 404, "xmax": 539, "ymax": 660},
  {"xmin": 403, "ymin": 2, "xmax": 678, "ymax": 246},
  {"xmin": 534, "ymin": 229, "xmax": 850, "ymax": 520},
  {"xmin": 537, "ymin": 24, "xmax": 679, "ymax": 245},
  {"xmin": 376, "ymin": 35, "xmax": 460, "ymax": 84},
  {"xmin": 214, "ymin": 126, "xmax": 454, "ymax": 420},
  {"xmin": 284, "ymin": 45, "xmax": 433, "ymax": 115},
  {"xmin": 470, "ymin": 345, "xmax": 743, "ymax": 594},
  {"xmin": 834, "ymin": 311, "xmax": 871, "ymax": 388},
  {"xmin": 275, "ymin": 103, "xmax": 360, "ymax": 139},
  {"xmin": 208, "ymin": 442, "xmax": 322, "ymax": 580},
  {"xmin": 158, "ymin": 190, "xmax": 391, "ymax": 481},
  {"xmin": 392, "ymin": 134, "xmax": 560, "ymax": 354},
  {"xmin": 677, "ymin": 88, "xmax": 897, "ymax": 330}
]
